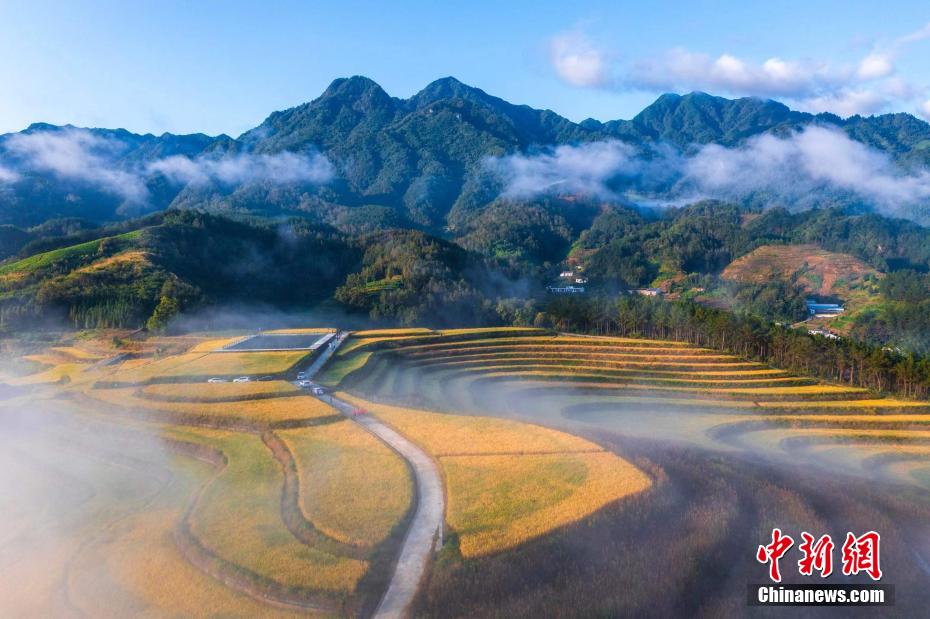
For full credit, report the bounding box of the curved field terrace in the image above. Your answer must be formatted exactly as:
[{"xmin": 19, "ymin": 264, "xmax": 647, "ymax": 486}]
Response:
[
  {"xmin": 2, "ymin": 326, "xmax": 928, "ymax": 617},
  {"xmin": 323, "ymin": 328, "xmax": 930, "ymax": 617}
]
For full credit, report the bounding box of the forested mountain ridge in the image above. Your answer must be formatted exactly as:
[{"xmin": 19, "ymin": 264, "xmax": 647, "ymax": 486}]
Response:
[{"xmin": 3, "ymin": 76, "xmax": 930, "ymax": 231}]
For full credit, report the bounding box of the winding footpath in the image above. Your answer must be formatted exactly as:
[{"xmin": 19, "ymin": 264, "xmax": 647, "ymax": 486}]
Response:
[{"xmin": 308, "ymin": 333, "xmax": 445, "ymax": 619}]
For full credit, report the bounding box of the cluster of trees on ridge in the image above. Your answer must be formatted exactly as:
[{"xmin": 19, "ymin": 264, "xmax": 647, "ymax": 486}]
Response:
[{"xmin": 541, "ymin": 294, "xmax": 930, "ymax": 400}]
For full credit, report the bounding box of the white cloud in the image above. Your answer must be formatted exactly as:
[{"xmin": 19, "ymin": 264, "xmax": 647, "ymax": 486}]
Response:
[
  {"xmin": 548, "ymin": 32, "xmax": 609, "ymax": 88},
  {"xmin": 857, "ymin": 52, "xmax": 894, "ymax": 80},
  {"xmin": 896, "ymin": 21, "xmax": 930, "ymax": 46},
  {"xmin": 683, "ymin": 125, "xmax": 930, "ymax": 209},
  {"xmin": 1, "ymin": 126, "xmax": 335, "ymax": 203},
  {"xmin": 5, "ymin": 128, "xmax": 148, "ymax": 202},
  {"xmin": 486, "ymin": 141, "xmax": 639, "ymax": 199},
  {"xmin": 549, "ymin": 23, "xmax": 930, "ymax": 120},
  {"xmin": 487, "ymin": 128, "xmax": 930, "ymax": 220},
  {"xmin": 798, "ymin": 89, "xmax": 888, "ymax": 117},
  {"xmin": 0, "ymin": 164, "xmax": 18, "ymax": 183},
  {"xmin": 627, "ymin": 47, "xmax": 845, "ymax": 99},
  {"xmin": 919, "ymin": 100, "xmax": 930, "ymax": 121},
  {"xmin": 147, "ymin": 151, "xmax": 334, "ymax": 186}
]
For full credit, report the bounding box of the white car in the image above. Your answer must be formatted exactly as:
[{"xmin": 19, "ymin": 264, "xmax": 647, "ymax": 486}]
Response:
[
  {"xmin": 297, "ymin": 372, "xmax": 308, "ymax": 380},
  {"xmin": 207, "ymin": 377, "xmax": 227, "ymax": 383},
  {"xmin": 232, "ymin": 376, "xmax": 251, "ymax": 383},
  {"xmin": 312, "ymin": 387, "xmax": 325, "ymax": 396},
  {"xmin": 297, "ymin": 380, "xmax": 312, "ymax": 388}
]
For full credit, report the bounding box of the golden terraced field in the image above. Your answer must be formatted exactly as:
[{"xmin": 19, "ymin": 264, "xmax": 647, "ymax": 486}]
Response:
[
  {"xmin": 336, "ymin": 392, "xmax": 650, "ymax": 558},
  {"xmin": 0, "ymin": 334, "xmax": 412, "ymax": 615},
  {"xmin": 4, "ymin": 325, "xmax": 929, "ymax": 616},
  {"xmin": 331, "ymin": 329, "xmax": 930, "ymax": 492}
]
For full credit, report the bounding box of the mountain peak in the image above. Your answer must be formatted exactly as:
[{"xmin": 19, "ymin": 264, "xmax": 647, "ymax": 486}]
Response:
[
  {"xmin": 621, "ymin": 91, "xmax": 806, "ymax": 145},
  {"xmin": 320, "ymin": 76, "xmax": 394, "ymax": 106},
  {"xmin": 409, "ymin": 76, "xmax": 493, "ymax": 109}
]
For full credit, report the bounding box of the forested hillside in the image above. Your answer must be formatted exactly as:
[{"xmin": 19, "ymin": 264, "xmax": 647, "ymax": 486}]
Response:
[
  {"xmin": 3, "ymin": 75, "xmax": 930, "ymax": 370},
  {"xmin": 3, "ymin": 77, "xmax": 930, "ymax": 230},
  {"xmin": 4, "ymin": 203, "xmax": 930, "ymax": 360}
]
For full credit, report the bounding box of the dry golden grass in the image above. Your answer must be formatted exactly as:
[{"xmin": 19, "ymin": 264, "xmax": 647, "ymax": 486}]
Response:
[
  {"xmin": 7, "ymin": 357, "xmax": 85, "ymax": 385},
  {"xmin": 710, "ymin": 384, "xmax": 866, "ymax": 395},
  {"xmin": 392, "ymin": 336, "xmax": 698, "ymax": 355},
  {"xmin": 317, "ymin": 351, "xmax": 373, "ymax": 388},
  {"xmin": 158, "ymin": 351, "xmax": 310, "ymax": 377},
  {"xmin": 438, "ymin": 327, "xmax": 547, "ymax": 336},
  {"xmin": 72, "ymin": 250, "xmax": 151, "ymax": 273},
  {"xmin": 547, "ymin": 335, "xmax": 693, "ymax": 346},
  {"xmin": 61, "ymin": 452, "xmax": 310, "ymax": 618},
  {"xmin": 414, "ymin": 361, "xmax": 787, "ymax": 378},
  {"xmin": 115, "ymin": 358, "xmax": 153, "ymax": 371},
  {"xmin": 49, "ymin": 346, "xmax": 103, "ymax": 361},
  {"xmin": 338, "ymin": 335, "xmax": 439, "ymax": 356},
  {"xmin": 790, "ymin": 428, "xmax": 930, "ymax": 440},
  {"xmin": 79, "ymin": 510, "xmax": 308, "ymax": 618},
  {"xmin": 817, "ymin": 442, "xmax": 930, "ymax": 455},
  {"xmin": 106, "ymin": 353, "xmax": 210, "ymax": 383},
  {"xmin": 99, "ymin": 350, "xmax": 309, "ymax": 382},
  {"xmin": 765, "ymin": 414, "xmax": 930, "ymax": 425},
  {"xmin": 167, "ymin": 427, "xmax": 368, "ymax": 593},
  {"xmin": 496, "ymin": 382, "xmax": 851, "ymax": 397},
  {"xmin": 279, "ymin": 422, "xmax": 412, "ymax": 548},
  {"xmin": 411, "ymin": 352, "xmax": 743, "ymax": 364},
  {"xmin": 188, "ymin": 338, "xmax": 242, "ymax": 353},
  {"xmin": 455, "ymin": 369, "xmax": 766, "ymax": 389},
  {"xmin": 759, "ymin": 398, "xmax": 930, "ymax": 409},
  {"xmin": 351, "ymin": 328, "xmax": 436, "ymax": 337},
  {"xmin": 140, "ymin": 380, "xmax": 300, "ymax": 401},
  {"xmin": 444, "ymin": 451, "xmax": 650, "ymax": 557},
  {"xmin": 339, "ymin": 327, "xmax": 543, "ymax": 357},
  {"xmin": 338, "ymin": 393, "xmax": 598, "ymax": 455},
  {"xmin": 89, "ymin": 387, "xmax": 335, "ymax": 424},
  {"xmin": 568, "ymin": 374, "xmax": 803, "ymax": 386},
  {"xmin": 336, "ymin": 393, "xmax": 651, "ymax": 557}
]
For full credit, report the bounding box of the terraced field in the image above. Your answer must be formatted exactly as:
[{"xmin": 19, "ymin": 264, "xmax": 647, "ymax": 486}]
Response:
[
  {"xmin": 0, "ymin": 333, "xmax": 414, "ymax": 616},
  {"xmin": 337, "ymin": 392, "xmax": 650, "ymax": 558},
  {"xmin": 330, "ymin": 330, "xmax": 930, "ymax": 492},
  {"xmin": 0, "ymin": 327, "xmax": 656, "ymax": 616},
  {"xmin": 319, "ymin": 329, "xmax": 930, "ymax": 616},
  {"xmin": 5, "ymin": 327, "xmax": 930, "ymax": 617}
]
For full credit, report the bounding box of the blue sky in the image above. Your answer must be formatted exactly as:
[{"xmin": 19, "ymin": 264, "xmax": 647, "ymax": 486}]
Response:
[{"xmin": 2, "ymin": 0, "xmax": 930, "ymax": 136}]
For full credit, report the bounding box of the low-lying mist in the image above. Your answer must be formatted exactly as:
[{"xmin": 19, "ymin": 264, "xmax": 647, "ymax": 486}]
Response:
[
  {"xmin": 0, "ymin": 386, "xmax": 180, "ymax": 615},
  {"xmin": 485, "ymin": 126, "xmax": 930, "ymax": 223}
]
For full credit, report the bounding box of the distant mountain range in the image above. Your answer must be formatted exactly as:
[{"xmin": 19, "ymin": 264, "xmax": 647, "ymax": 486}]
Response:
[{"xmin": 2, "ymin": 76, "xmax": 930, "ymax": 229}]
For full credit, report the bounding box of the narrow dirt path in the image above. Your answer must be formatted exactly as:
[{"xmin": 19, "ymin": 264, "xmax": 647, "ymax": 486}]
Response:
[
  {"xmin": 310, "ymin": 333, "xmax": 445, "ymax": 619},
  {"xmin": 327, "ymin": 395, "xmax": 444, "ymax": 619}
]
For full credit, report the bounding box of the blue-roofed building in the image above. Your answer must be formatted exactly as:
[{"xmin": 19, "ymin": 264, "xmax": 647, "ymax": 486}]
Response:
[{"xmin": 806, "ymin": 299, "xmax": 844, "ymax": 317}]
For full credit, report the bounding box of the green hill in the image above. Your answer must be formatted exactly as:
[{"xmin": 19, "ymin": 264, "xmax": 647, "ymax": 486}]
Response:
[{"xmin": 4, "ymin": 77, "xmax": 930, "ymax": 230}]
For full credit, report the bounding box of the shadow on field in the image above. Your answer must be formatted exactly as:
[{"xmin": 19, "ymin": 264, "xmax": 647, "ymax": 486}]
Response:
[{"xmin": 412, "ymin": 434, "xmax": 930, "ymax": 618}]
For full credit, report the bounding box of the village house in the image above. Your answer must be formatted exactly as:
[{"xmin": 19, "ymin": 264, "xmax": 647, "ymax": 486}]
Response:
[
  {"xmin": 547, "ymin": 285, "xmax": 585, "ymax": 295},
  {"xmin": 806, "ymin": 299, "xmax": 844, "ymax": 317}
]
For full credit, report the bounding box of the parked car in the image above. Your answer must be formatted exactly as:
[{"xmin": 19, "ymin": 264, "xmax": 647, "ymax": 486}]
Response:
[
  {"xmin": 232, "ymin": 376, "xmax": 250, "ymax": 383},
  {"xmin": 207, "ymin": 377, "xmax": 227, "ymax": 383},
  {"xmin": 297, "ymin": 380, "xmax": 312, "ymax": 388},
  {"xmin": 312, "ymin": 387, "xmax": 325, "ymax": 395},
  {"xmin": 296, "ymin": 372, "xmax": 307, "ymax": 380}
]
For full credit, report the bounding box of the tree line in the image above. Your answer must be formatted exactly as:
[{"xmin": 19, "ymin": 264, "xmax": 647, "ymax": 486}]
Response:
[{"xmin": 540, "ymin": 294, "xmax": 930, "ymax": 400}]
